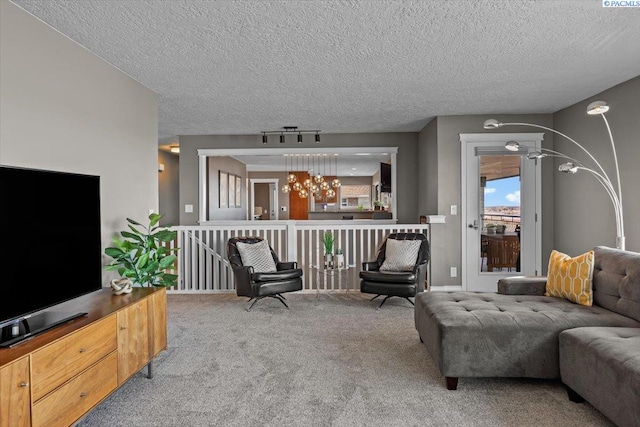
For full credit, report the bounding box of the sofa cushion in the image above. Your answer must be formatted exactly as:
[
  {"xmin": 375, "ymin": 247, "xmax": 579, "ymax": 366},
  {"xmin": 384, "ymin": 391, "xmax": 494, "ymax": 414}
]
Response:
[
  {"xmin": 252, "ymin": 269, "xmax": 302, "ymax": 282},
  {"xmin": 560, "ymin": 327, "xmax": 640, "ymax": 427},
  {"xmin": 593, "ymin": 246, "xmax": 640, "ymax": 323},
  {"xmin": 359, "ymin": 270, "xmax": 417, "ymax": 284},
  {"xmin": 546, "ymin": 249, "xmax": 594, "ymax": 306},
  {"xmin": 414, "ymin": 291, "xmax": 640, "ymax": 379}
]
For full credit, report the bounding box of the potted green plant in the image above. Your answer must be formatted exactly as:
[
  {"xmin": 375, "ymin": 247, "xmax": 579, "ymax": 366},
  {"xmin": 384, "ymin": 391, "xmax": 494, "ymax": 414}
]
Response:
[
  {"xmin": 323, "ymin": 231, "xmax": 334, "ymax": 269},
  {"xmin": 485, "ymin": 223, "xmax": 497, "ymax": 234},
  {"xmin": 104, "ymin": 213, "xmax": 179, "ymax": 287},
  {"xmin": 374, "ymin": 200, "xmax": 382, "ymax": 211}
]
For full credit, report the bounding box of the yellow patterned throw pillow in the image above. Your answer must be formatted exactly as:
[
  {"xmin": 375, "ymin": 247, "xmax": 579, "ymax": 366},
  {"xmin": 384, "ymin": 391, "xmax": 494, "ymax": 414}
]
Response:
[{"xmin": 545, "ymin": 249, "xmax": 594, "ymax": 306}]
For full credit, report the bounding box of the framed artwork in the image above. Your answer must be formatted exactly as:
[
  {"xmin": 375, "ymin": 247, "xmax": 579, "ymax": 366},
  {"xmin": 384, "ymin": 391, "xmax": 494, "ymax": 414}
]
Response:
[
  {"xmin": 235, "ymin": 176, "xmax": 242, "ymax": 208},
  {"xmin": 219, "ymin": 171, "xmax": 228, "ymax": 208},
  {"xmin": 229, "ymin": 174, "xmax": 236, "ymax": 207}
]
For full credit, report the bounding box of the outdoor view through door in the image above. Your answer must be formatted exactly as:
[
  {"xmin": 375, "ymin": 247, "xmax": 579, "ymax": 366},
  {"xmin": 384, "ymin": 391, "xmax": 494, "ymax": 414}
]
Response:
[
  {"xmin": 480, "ymin": 155, "xmax": 521, "ymax": 274},
  {"xmin": 461, "ymin": 133, "xmax": 541, "ymax": 293}
]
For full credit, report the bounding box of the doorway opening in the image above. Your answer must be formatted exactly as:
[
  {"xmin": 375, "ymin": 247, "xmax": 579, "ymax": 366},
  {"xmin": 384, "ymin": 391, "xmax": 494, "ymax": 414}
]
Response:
[{"xmin": 250, "ymin": 179, "xmax": 279, "ymax": 221}]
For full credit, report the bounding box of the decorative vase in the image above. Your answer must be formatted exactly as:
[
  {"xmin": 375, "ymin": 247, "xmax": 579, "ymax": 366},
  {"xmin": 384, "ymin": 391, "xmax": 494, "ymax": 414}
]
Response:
[
  {"xmin": 337, "ymin": 253, "xmax": 344, "ymax": 268},
  {"xmin": 324, "ymin": 253, "xmax": 334, "ymax": 269}
]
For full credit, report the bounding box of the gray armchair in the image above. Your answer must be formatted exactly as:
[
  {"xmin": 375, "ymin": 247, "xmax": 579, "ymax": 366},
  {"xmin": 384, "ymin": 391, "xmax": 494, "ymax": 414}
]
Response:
[{"xmin": 226, "ymin": 236, "xmax": 303, "ymax": 311}]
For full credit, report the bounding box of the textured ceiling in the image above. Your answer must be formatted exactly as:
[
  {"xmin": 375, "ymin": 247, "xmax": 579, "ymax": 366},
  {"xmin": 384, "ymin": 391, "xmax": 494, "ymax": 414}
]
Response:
[{"xmin": 11, "ymin": 0, "xmax": 640, "ymax": 141}]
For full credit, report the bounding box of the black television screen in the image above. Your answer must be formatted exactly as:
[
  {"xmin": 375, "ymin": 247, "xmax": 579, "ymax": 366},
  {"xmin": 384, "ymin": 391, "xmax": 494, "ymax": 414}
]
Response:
[
  {"xmin": 0, "ymin": 166, "xmax": 102, "ymax": 328},
  {"xmin": 380, "ymin": 162, "xmax": 391, "ymax": 193}
]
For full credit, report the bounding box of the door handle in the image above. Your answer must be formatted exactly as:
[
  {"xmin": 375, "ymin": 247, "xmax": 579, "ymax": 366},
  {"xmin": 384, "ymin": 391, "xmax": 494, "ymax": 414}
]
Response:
[{"xmin": 468, "ymin": 220, "xmax": 479, "ymax": 230}]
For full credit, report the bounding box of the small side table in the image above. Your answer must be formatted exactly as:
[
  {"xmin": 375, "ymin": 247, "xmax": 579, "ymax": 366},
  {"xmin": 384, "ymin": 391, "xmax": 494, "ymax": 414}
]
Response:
[{"xmin": 310, "ymin": 265, "xmax": 354, "ymax": 298}]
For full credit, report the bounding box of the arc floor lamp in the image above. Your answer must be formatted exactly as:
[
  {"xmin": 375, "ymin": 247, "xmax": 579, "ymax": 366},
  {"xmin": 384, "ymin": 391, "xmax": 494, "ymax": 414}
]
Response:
[{"xmin": 483, "ymin": 101, "xmax": 625, "ymax": 250}]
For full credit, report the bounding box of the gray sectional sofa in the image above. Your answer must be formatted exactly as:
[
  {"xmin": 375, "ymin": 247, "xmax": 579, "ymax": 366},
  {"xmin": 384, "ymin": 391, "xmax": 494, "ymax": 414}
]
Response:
[{"xmin": 415, "ymin": 246, "xmax": 640, "ymax": 427}]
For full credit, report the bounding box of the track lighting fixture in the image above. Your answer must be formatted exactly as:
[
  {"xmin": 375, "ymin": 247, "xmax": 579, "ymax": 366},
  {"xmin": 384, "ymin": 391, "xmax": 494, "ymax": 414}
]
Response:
[{"xmin": 260, "ymin": 126, "xmax": 321, "ymax": 144}]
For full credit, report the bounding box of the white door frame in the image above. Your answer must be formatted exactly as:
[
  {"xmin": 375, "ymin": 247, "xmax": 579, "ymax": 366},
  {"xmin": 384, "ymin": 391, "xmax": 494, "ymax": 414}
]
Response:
[
  {"xmin": 250, "ymin": 178, "xmax": 279, "ymax": 221},
  {"xmin": 460, "ymin": 133, "xmax": 543, "ymax": 291}
]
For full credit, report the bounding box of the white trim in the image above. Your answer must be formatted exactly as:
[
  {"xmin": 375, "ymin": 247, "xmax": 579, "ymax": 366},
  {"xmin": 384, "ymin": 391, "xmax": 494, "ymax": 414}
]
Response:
[
  {"xmin": 197, "ymin": 146, "xmax": 398, "ymax": 157},
  {"xmin": 198, "ymin": 155, "xmax": 207, "ymax": 221},
  {"xmin": 459, "ymin": 133, "xmax": 544, "ymax": 144},
  {"xmin": 460, "ymin": 133, "xmax": 544, "ymax": 291},
  {"xmin": 197, "ymin": 146, "xmax": 399, "ymax": 222}
]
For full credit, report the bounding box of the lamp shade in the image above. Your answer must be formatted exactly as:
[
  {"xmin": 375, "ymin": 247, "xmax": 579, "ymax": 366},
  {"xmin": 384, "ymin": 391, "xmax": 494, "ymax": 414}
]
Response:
[
  {"xmin": 505, "ymin": 141, "xmax": 520, "ymax": 151},
  {"xmin": 483, "ymin": 119, "xmax": 502, "ymax": 129},
  {"xmin": 558, "ymin": 162, "xmax": 578, "ymax": 174},
  {"xmin": 586, "ymin": 101, "xmax": 609, "ymax": 115}
]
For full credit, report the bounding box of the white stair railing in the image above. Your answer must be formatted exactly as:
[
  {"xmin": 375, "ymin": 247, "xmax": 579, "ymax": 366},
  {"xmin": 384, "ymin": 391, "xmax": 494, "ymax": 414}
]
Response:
[{"xmin": 169, "ymin": 221, "xmax": 429, "ymax": 293}]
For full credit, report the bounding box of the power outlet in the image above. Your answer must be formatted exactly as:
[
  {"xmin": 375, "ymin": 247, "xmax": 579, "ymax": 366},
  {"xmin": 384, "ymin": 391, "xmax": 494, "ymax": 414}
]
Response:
[
  {"xmin": 450, "ymin": 267, "xmax": 457, "ymax": 277},
  {"xmin": 450, "ymin": 205, "xmax": 457, "ymax": 215}
]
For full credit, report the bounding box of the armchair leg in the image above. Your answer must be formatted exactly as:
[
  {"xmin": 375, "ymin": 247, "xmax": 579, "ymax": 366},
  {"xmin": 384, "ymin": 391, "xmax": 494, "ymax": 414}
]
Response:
[
  {"xmin": 278, "ymin": 294, "xmax": 286, "ymax": 300},
  {"xmin": 273, "ymin": 295, "xmax": 290, "ymax": 309},
  {"xmin": 376, "ymin": 296, "xmax": 391, "ymax": 309},
  {"xmin": 370, "ymin": 294, "xmax": 381, "ymax": 301},
  {"xmin": 246, "ymin": 295, "xmax": 290, "ymax": 311},
  {"xmin": 404, "ymin": 297, "xmax": 415, "ymax": 306},
  {"xmin": 246, "ymin": 298, "xmax": 261, "ymax": 312}
]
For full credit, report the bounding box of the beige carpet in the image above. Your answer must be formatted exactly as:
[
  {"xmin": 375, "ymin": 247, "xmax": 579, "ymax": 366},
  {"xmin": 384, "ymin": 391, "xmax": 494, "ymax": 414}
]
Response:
[{"xmin": 78, "ymin": 293, "xmax": 613, "ymax": 426}]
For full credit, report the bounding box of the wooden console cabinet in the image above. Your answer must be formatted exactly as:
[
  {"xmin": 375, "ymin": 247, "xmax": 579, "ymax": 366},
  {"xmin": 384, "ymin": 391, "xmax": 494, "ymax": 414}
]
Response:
[{"xmin": 0, "ymin": 287, "xmax": 167, "ymax": 427}]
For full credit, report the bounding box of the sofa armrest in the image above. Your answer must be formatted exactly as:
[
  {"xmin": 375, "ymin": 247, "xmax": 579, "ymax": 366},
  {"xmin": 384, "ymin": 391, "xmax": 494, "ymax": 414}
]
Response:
[
  {"xmin": 497, "ymin": 276, "xmax": 548, "ymax": 295},
  {"xmin": 362, "ymin": 261, "xmax": 380, "ymax": 271}
]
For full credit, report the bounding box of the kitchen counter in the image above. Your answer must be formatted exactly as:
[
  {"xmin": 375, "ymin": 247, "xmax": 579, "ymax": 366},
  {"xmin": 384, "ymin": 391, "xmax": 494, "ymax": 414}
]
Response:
[{"xmin": 307, "ymin": 210, "xmax": 392, "ymax": 220}]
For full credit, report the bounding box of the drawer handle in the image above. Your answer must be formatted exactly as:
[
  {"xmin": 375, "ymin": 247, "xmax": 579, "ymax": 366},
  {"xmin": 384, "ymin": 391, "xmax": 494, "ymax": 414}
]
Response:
[
  {"xmin": 80, "ymin": 392, "xmax": 88, "ymax": 398},
  {"xmin": 120, "ymin": 326, "xmax": 127, "ymax": 330},
  {"xmin": 79, "ymin": 348, "xmax": 87, "ymax": 353},
  {"xmin": 20, "ymin": 382, "xmax": 29, "ymax": 387}
]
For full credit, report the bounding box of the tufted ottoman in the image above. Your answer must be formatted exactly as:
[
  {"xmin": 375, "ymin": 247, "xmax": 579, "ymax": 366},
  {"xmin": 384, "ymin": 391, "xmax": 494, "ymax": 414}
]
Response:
[
  {"xmin": 559, "ymin": 327, "xmax": 640, "ymax": 427},
  {"xmin": 414, "ymin": 291, "xmax": 640, "ymax": 390}
]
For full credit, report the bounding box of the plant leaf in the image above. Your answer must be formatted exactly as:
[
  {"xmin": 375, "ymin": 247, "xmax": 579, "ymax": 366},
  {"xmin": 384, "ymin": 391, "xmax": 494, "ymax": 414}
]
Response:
[{"xmin": 159, "ymin": 255, "xmax": 176, "ymax": 269}]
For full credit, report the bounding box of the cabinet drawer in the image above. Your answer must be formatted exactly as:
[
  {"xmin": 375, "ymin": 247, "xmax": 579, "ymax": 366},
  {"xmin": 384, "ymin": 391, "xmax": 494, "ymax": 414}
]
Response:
[
  {"xmin": 0, "ymin": 356, "xmax": 31, "ymax": 427},
  {"xmin": 32, "ymin": 351, "xmax": 117, "ymax": 427},
  {"xmin": 31, "ymin": 314, "xmax": 117, "ymax": 401}
]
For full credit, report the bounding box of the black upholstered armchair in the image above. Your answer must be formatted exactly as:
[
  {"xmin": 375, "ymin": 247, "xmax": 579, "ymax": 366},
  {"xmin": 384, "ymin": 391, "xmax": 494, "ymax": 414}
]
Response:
[
  {"xmin": 226, "ymin": 236, "xmax": 303, "ymax": 311},
  {"xmin": 359, "ymin": 233, "xmax": 430, "ymax": 308}
]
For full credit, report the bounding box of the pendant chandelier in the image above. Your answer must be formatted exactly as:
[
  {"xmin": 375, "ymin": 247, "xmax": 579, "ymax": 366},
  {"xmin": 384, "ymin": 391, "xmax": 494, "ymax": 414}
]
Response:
[{"xmin": 281, "ymin": 153, "xmax": 341, "ymax": 200}]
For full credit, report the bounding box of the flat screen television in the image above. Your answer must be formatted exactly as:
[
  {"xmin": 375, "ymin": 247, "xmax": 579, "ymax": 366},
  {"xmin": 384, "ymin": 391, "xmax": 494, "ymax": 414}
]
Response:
[
  {"xmin": 0, "ymin": 165, "xmax": 102, "ymax": 347},
  {"xmin": 380, "ymin": 162, "xmax": 392, "ymax": 193}
]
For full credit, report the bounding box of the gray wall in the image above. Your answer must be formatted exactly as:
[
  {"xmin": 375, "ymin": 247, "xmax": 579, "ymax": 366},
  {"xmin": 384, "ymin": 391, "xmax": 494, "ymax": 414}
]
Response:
[
  {"xmin": 418, "ymin": 114, "xmax": 555, "ymax": 287},
  {"xmin": 553, "ymin": 76, "xmax": 640, "ymax": 254},
  {"xmin": 158, "ymin": 150, "xmax": 180, "ymax": 226},
  {"xmin": 207, "ymin": 157, "xmax": 247, "ymax": 220},
  {"xmin": 178, "ymin": 133, "xmax": 419, "ymax": 225},
  {"xmin": 0, "ymin": 1, "xmax": 158, "ymax": 287},
  {"xmin": 418, "ymin": 117, "xmax": 438, "ymax": 215}
]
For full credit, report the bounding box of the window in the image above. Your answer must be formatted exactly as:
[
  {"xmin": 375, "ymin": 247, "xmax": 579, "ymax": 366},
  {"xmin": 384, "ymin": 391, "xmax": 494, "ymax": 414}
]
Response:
[{"xmin": 340, "ymin": 185, "xmax": 371, "ymax": 209}]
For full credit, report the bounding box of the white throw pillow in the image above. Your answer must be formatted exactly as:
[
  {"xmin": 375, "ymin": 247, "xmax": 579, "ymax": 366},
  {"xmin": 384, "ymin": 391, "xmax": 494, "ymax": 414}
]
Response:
[
  {"xmin": 236, "ymin": 240, "xmax": 277, "ymax": 273},
  {"xmin": 380, "ymin": 238, "xmax": 422, "ymax": 272}
]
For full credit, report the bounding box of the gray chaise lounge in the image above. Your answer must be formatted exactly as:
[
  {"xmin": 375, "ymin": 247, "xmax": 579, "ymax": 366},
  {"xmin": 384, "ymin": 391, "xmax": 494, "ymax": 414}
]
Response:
[{"xmin": 414, "ymin": 246, "xmax": 640, "ymax": 424}]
